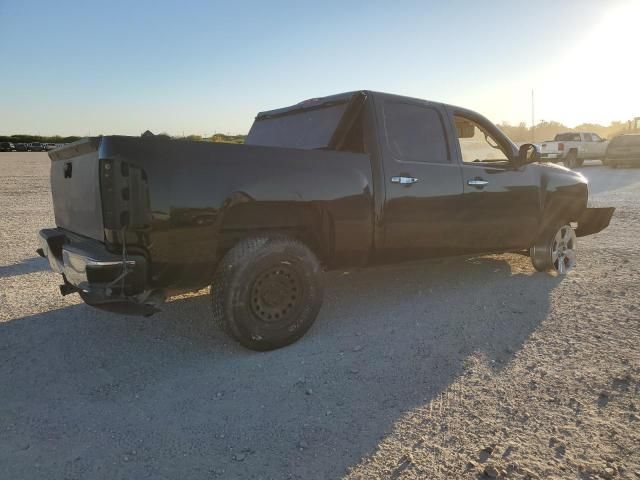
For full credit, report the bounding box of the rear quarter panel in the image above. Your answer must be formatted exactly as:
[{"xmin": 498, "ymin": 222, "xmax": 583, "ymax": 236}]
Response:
[{"xmin": 100, "ymin": 137, "xmax": 373, "ymax": 289}]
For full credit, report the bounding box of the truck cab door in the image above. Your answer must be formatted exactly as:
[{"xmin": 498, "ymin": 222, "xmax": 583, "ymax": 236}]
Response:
[
  {"xmin": 376, "ymin": 97, "xmax": 464, "ymax": 258},
  {"xmin": 588, "ymin": 133, "xmax": 608, "ymax": 158},
  {"xmin": 450, "ymin": 108, "xmax": 540, "ymax": 251}
]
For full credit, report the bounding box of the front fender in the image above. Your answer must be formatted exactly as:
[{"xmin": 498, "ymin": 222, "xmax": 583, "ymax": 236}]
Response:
[{"xmin": 536, "ymin": 164, "xmax": 588, "ymax": 233}]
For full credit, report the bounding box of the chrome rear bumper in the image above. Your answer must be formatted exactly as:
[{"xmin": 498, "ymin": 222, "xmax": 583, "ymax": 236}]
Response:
[
  {"xmin": 37, "ymin": 228, "xmax": 159, "ymax": 315},
  {"xmin": 37, "ymin": 228, "xmax": 141, "ymax": 291}
]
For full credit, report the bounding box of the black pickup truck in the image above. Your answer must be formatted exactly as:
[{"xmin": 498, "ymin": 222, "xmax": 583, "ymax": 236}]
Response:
[{"xmin": 38, "ymin": 90, "xmax": 614, "ymax": 350}]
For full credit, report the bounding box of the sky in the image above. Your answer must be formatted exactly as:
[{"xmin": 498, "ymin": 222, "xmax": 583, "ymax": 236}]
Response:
[{"xmin": 1, "ymin": 0, "xmax": 638, "ymax": 136}]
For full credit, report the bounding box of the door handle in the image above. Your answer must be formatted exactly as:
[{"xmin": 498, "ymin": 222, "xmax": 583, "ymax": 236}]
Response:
[
  {"xmin": 467, "ymin": 179, "xmax": 489, "ymax": 186},
  {"xmin": 391, "ymin": 176, "xmax": 419, "ymax": 185}
]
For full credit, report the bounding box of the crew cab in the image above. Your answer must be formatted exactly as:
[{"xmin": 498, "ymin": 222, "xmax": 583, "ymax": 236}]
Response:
[
  {"xmin": 38, "ymin": 91, "xmax": 614, "ymax": 350},
  {"xmin": 540, "ymin": 132, "xmax": 609, "ymax": 168}
]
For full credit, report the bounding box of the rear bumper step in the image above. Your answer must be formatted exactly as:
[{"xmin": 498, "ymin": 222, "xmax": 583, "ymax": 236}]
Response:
[{"xmin": 37, "ymin": 228, "xmax": 161, "ymax": 315}]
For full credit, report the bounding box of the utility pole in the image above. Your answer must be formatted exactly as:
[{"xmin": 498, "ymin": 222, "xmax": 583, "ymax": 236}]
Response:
[{"xmin": 531, "ymin": 89, "xmax": 535, "ymax": 143}]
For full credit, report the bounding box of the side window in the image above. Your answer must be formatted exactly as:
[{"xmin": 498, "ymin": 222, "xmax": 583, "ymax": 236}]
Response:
[
  {"xmin": 591, "ymin": 133, "xmax": 602, "ymax": 142},
  {"xmin": 583, "ymin": 133, "xmax": 593, "ymax": 142},
  {"xmin": 383, "ymin": 101, "xmax": 449, "ymax": 163},
  {"xmin": 454, "ymin": 115, "xmax": 509, "ymax": 164}
]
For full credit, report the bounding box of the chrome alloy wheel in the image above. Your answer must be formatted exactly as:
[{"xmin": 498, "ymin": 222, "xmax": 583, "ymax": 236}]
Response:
[
  {"xmin": 551, "ymin": 225, "xmax": 576, "ymax": 274},
  {"xmin": 530, "ymin": 224, "xmax": 577, "ymax": 274}
]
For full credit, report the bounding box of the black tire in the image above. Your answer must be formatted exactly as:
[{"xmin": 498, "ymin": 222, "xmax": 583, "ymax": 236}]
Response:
[
  {"xmin": 211, "ymin": 235, "xmax": 324, "ymax": 351},
  {"xmin": 563, "ymin": 151, "xmax": 579, "ymax": 169}
]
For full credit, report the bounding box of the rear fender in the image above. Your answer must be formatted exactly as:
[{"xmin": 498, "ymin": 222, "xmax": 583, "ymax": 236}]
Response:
[{"xmin": 216, "ymin": 197, "xmax": 332, "ymax": 263}]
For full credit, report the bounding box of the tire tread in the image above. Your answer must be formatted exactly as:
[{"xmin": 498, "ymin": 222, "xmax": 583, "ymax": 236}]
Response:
[{"xmin": 210, "ymin": 235, "xmax": 322, "ymax": 350}]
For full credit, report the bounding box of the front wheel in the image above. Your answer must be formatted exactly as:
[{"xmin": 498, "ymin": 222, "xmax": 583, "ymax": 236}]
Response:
[
  {"xmin": 211, "ymin": 235, "xmax": 324, "ymax": 351},
  {"xmin": 530, "ymin": 224, "xmax": 577, "ymax": 274}
]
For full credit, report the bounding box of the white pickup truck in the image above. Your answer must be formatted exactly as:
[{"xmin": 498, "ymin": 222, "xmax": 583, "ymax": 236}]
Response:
[{"xmin": 540, "ymin": 132, "xmax": 609, "ymax": 168}]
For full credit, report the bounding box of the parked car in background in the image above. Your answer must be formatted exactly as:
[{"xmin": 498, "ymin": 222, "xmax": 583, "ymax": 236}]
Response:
[
  {"xmin": 0, "ymin": 142, "xmax": 17, "ymax": 152},
  {"xmin": 43, "ymin": 143, "xmax": 58, "ymax": 151},
  {"xmin": 27, "ymin": 142, "xmax": 45, "ymax": 152},
  {"xmin": 37, "ymin": 90, "xmax": 614, "ymax": 350},
  {"xmin": 15, "ymin": 143, "xmax": 28, "ymax": 152},
  {"xmin": 604, "ymin": 134, "xmax": 640, "ymax": 168},
  {"xmin": 539, "ymin": 132, "xmax": 608, "ymax": 168}
]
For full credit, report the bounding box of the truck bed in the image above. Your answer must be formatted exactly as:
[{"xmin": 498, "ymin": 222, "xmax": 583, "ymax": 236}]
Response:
[{"xmin": 49, "ymin": 136, "xmax": 374, "ymax": 287}]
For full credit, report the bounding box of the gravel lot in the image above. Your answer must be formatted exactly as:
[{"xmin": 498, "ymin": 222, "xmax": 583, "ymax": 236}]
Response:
[{"xmin": 1, "ymin": 153, "xmax": 639, "ymax": 479}]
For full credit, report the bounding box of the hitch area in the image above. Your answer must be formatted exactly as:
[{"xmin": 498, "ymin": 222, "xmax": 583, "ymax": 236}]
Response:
[{"xmin": 59, "ymin": 281, "xmax": 80, "ymax": 296}]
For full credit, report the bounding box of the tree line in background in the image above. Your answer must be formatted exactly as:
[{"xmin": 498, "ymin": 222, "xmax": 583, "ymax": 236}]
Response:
[
  {"xmin": 498, "ymin": 120, "xmax": 630, "ymax": 143},
  {"xmin": 0, "ymin": 133, "xmax": 247, "ymax": 144},
  {"xmin": 167, "ymin": 133, "xmax": 246, "ymax": 144},
  {"xmin": 1, "ymin": 120, "xmax": 632, "ymax": 146},
  {"xmin": 0, "ymin": 134, "xmax": 82, "ymax": 144}
]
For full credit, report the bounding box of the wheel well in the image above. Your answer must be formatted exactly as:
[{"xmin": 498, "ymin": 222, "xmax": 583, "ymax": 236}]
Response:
[
  {"xmin": 539, "ymin": 195, "xmax": 584, "ymax": 234},
  {"xmin": 216, "ymin": 202, "xmax": 332, "ymax": 266}
]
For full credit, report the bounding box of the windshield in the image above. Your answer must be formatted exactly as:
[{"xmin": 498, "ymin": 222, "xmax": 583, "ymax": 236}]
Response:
[{"xmin": 246, "ymin": 102, "xmax": 348, "ymax": 149}]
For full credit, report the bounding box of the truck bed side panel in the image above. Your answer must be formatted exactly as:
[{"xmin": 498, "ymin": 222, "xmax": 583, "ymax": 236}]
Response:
[{"xmin": 99, "ymin": 137, "xmax": 374, "ymax": 289}]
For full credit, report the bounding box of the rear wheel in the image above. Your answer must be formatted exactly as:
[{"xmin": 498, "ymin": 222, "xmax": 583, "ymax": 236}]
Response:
[
  {"xmin": 530, "ymin": 224, "xmax": 577, "ymax": 274},
  {"xmin": 211, "ymin": 235, "xmax": 324, "ymax": 351},
  {"xmin": 563, "ymin": 151, "xmax": 579, "ymax": 169}
]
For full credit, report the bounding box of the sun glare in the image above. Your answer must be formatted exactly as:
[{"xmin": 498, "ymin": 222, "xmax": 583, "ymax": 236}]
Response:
[{"xmin": 537, "ymin": 1, "xmax": 639, "ymax": 126}]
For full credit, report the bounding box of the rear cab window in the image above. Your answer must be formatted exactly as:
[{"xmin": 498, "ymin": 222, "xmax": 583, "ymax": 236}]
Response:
[{"xmin": 246, "ymin": 101, "xmax": 348, "ymax": 150}]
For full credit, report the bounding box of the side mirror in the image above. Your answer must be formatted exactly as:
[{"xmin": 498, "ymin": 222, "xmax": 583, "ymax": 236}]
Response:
[{"xmin": 518, "ymin": 143, "xmax": 540, "ymax": 165}]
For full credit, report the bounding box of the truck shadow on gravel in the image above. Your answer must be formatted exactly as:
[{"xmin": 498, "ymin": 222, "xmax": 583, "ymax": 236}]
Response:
[
  {"xmin": 1, "ymin": 254, "xmax": 561, "ymax": 480},
  {"xmin": 0, "ymin": 256, "xmax": 48, "ymax": 278}
]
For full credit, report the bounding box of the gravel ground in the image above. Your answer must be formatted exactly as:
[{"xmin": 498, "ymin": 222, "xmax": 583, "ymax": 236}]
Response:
[{"xmin": 1, "ymin": 153, "xmax": 638, "ymax": 480}]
